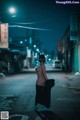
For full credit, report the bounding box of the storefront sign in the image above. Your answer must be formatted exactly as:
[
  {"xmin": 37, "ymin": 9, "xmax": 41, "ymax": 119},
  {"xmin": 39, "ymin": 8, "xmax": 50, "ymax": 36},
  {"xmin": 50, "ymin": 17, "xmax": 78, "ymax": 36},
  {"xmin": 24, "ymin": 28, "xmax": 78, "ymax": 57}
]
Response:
[{"xmin": 0, "ymin": 23, "xmax": 8, "ymax": 48}]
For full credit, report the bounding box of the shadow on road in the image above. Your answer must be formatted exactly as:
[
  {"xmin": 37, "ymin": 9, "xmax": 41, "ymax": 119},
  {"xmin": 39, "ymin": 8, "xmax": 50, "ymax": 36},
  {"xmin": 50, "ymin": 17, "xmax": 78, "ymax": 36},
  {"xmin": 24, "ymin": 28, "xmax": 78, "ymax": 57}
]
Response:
[
  {"xmin": 9, "ymin": 110, "xmax": 63, "ymax": 120},
  {"xmin": 36, "ymin": 110, "xmax": 63, "ymax": 120}
]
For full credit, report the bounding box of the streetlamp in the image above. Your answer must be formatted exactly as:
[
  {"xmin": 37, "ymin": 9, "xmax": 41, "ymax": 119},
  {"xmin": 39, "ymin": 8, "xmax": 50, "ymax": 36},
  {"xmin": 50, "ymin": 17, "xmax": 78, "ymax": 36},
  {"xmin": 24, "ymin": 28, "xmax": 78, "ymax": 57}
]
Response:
[
  {"xmin": 36, "ymin": 48, "xmax": 39, "ymax": 52},
  {"xmin": 33, "ymin": 45, "xmax": 36, "ymax": 48},
  {"xmin": 20, "ymin": 41, "xmax": 23, "ymax": 44},
  {"xmin": 9, "ymin": 7, "xmax": 16, "ymax": 14},
  {"xmin": 8, "ymin": 7, "xmax": 16, "ymax": 18}
]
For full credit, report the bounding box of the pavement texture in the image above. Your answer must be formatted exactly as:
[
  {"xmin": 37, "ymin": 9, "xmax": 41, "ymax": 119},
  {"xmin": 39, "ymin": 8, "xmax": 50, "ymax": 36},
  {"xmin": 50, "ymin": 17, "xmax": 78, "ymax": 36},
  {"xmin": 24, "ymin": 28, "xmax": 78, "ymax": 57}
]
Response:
[
  {"xmin": 65, "ymin": 72, "xmax": 80, "ymax": 94},
  {"xmin": 0, "ymin": 70, "xmax": 80, "ymax": 120},
  {"xmin": 22, "ymin": 69, "xmax": 80, "ymax": 95}
]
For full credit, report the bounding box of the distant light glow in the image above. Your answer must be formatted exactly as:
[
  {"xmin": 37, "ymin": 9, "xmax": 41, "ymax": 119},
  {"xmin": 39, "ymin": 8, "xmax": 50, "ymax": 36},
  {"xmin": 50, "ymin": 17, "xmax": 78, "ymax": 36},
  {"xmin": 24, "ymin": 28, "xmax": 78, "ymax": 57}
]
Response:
[
  {"xmin": 41, "ymin": 53, "xmax": 44, "ymax": 54},
  {"xmin": 25, "ymin": 39, "xmax": 27, "ymax": 42},
  {"xmin": 12, "ymin": 15, "xmax": 16, "ymax": 17},
  {"xmin": 20, "ymin": 41, "xmax": 23, "ymax": 44},
  {"xmin": 29, "ymin": 37, "xmax": 32, "ymax": 44},
  {"xmin": 36, "ymin": 49, "xmax": 39, "ymax": 52},
  {"xmin": 33, "ymin": 45, "xmax": 36, "ymax": 47},
  {"xmin": 49, "ymin": 58, "xmax": 51, "ymax": 61},
  {"xmin": 10, "ymin": 38, "xmax": 12, "ymax": 41}
]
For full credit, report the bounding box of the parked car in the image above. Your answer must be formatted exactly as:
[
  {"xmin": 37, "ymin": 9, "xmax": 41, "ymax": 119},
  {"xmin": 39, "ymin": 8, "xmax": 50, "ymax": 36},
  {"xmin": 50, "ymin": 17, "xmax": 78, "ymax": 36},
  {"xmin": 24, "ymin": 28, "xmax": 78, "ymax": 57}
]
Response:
[{"xmin": 52, "ymin": 60, "xmax": 62, "ymax": 69}]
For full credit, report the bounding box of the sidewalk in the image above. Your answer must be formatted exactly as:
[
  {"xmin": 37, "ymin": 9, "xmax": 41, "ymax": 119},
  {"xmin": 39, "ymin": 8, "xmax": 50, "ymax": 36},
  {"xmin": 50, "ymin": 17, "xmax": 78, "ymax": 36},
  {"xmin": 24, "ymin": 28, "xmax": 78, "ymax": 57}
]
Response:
[
  {"xmin": 65, "ymin": 72, "xmax": 80, "ymax": 94},
  {"xmin": 22, "ymin": 68, "xmax": 35, "ymax": 71},
  {"xmin": 22, "ymin": 68, "xmax": 35, "ymax": 73}
]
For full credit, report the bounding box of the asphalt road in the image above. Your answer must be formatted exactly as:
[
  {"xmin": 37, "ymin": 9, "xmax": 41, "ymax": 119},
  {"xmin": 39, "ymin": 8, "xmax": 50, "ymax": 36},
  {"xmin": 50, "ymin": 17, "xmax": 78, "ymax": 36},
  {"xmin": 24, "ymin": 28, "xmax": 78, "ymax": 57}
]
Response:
[{"xmin": 0, "ymin": 66, "xmax": 80, "ymax": 120}]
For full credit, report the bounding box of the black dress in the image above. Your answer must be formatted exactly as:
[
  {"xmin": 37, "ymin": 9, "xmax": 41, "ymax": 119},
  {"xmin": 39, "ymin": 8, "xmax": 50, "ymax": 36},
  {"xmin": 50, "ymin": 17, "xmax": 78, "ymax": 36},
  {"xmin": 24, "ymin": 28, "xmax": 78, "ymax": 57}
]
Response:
[{"xmin": 35, "ymin": 79, "xmax": 55, "ymax": 108}]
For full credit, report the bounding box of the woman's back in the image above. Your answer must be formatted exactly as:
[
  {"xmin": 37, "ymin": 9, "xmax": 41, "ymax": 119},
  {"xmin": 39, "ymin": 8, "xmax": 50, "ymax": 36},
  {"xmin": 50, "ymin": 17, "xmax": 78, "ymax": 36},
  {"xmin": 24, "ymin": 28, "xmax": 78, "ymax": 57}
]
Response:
[{"xmin": 36, "ymin": 64, "xmax": 47, "ymax": 86}]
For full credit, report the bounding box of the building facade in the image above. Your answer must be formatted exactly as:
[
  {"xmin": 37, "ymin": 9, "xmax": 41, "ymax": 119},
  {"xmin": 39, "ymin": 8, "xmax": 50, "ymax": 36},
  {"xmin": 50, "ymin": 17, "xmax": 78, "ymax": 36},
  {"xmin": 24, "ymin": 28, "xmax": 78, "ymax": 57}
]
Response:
[{"xmin": 61, "ymin": 13, "xmax": 80, "ymax": 72}]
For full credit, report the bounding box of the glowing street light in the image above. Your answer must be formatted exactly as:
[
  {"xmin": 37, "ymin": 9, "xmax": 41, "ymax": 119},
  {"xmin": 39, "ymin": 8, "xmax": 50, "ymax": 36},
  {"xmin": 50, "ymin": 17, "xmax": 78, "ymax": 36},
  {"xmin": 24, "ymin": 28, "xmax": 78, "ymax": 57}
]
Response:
[
  {"xmin": 9, "ymin": 7, "xmax": 16, "ymax": 14},
  {"xmin": 49, "ymin": 58, "xmax": 51, "ymax": 61},
  {"xmin": 20, "ymin": 41, "xmax": 23, "ymax": 44},
  {"xmin": 33, "ymin": 45, "xmax": 36, "ymax": 48},
  {"xmin": 36, "ymin": 48, "xmax": 40, "ymax": 52}
]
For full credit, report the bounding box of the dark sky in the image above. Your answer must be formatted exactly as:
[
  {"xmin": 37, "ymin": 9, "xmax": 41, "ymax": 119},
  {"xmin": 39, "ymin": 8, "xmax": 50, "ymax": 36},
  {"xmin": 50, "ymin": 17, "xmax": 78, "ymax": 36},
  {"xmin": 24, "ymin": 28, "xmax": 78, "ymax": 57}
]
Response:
[{"xmin": 0, "ymin": 0, "xmax": 80, "ymax": 54}]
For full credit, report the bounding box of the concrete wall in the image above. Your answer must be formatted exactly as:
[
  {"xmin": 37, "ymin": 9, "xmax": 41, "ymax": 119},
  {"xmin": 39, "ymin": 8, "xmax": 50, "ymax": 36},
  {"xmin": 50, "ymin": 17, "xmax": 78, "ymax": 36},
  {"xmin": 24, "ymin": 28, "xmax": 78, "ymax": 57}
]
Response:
[
  {"xmin": 74, "ymin": 45, "xmax": 79, "ymax": 72},
  {"xmin": 78, "ymin": 45, "xmax": 80, "ymax": 72}
]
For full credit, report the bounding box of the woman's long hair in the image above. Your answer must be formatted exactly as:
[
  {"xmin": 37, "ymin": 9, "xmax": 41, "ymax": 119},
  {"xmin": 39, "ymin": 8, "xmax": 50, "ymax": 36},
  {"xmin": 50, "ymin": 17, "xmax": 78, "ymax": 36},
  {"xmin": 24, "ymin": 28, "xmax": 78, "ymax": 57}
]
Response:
[{"xmin": 39, "ymin": 54, "xmax": 45, "ymax": 63}]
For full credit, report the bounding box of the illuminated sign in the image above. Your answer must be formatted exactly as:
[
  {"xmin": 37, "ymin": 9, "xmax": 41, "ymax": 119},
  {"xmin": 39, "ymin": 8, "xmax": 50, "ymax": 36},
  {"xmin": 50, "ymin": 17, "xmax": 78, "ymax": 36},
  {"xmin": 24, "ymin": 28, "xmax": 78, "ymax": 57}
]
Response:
[{"xmin": 0, "ymin": 23, "xmax": 8, "ymax": 48}]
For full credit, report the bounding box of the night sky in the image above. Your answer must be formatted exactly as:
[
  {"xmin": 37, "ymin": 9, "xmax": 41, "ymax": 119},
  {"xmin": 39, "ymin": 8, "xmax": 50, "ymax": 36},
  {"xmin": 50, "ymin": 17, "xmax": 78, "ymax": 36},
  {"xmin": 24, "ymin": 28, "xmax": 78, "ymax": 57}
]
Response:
[{"xmin": 0, "ymin": 0, "xmax": 80, "ymax": 54}]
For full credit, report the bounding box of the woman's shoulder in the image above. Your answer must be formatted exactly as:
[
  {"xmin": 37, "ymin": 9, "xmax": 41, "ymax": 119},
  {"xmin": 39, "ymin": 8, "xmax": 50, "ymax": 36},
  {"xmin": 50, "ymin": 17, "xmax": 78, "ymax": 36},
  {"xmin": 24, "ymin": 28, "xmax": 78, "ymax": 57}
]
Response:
[{"xmin": 35, "ymin": 65, "xmax": 40, "ymax": 70}]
